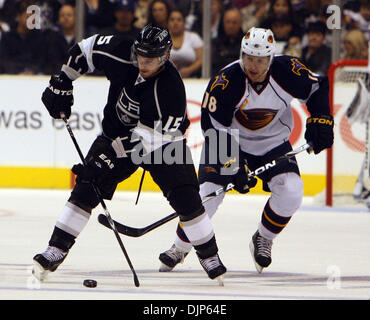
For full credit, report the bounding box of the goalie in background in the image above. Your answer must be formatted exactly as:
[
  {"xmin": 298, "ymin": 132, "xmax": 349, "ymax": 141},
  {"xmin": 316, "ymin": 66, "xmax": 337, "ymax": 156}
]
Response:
[{"xmin": 346, "ymin": 74, "xmax": 370, "ymax": 206}]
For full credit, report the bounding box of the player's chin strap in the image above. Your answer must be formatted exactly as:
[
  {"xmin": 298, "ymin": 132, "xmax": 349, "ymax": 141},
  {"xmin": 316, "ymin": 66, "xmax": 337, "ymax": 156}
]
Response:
[{"xmin": 98, "ymin": 142, "xmax": 314, "ymax": 238}]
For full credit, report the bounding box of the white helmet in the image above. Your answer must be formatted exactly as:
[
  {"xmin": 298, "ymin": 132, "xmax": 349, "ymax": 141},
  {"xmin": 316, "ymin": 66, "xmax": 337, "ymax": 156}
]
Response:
[{"xmin": 240, "ymin": 27, "xmax": 276, "ymax": 64}]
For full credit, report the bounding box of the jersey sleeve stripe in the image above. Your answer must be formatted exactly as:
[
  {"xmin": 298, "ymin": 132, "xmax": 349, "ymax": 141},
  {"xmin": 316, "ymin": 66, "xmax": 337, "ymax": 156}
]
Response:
[
  {"xmin": 78, "ymin": 34, "xmax": 98, "ymax": 73},
  {"xmin": 92, "ymin": 50, "xmax": 133, "ymax": 65}
]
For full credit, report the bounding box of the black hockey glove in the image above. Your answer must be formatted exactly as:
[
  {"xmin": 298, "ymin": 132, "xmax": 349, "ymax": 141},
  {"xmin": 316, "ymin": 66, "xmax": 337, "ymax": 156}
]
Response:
[
  {"xmin": 304, "ymin": 115, "xmax": 334, "ymax": 154},
  {"xmin": 232, "ymin": 164, "xmax": 257, "ymax": 194},
  {"xmin": 72, "ymin": 149, "xmax": 116, "ymax": 185},
  {"xmin": 42, "ymin": 73, "xmax": 74, "ymax": 119}
]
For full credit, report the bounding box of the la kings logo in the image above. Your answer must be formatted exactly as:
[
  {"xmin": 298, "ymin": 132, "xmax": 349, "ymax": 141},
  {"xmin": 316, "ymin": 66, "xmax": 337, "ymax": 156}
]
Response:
[{"xmin": 115, "ymin": 87, "xmax": 140, "ymax": 126}]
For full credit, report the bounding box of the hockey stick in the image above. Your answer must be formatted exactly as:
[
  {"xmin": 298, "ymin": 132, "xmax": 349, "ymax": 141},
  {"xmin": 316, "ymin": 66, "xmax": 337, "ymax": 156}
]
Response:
[
  {"xmin": 60, "ymin": 113, "xmax": 140, "ymax": 287},
  {"xmin": 98, "ymin": 142, "xmax": 313, "ymax": 237},
  {"xmin": 135, "ymin": 169, "xmax": 146, "ymax": 205}
]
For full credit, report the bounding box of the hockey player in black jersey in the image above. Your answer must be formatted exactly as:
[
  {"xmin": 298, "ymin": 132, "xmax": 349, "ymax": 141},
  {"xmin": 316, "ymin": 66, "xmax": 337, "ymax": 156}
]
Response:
[
  {"xmin": 159, "ymin": 27, "xmax": 334, "ymax": 273},
  {"xmin": 32, "ymin": 25, "xmax": 226, "ymax": 282}
]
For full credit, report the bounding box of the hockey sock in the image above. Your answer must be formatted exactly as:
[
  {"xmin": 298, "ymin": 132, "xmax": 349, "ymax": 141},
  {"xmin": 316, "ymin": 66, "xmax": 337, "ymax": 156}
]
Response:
[
  {"xmin": 259, "ymin": 200, "xmax": 292, "ymax": 240},
  {"xmin": 49, "ymin": 201, "xmax": 91, "ymax": 250},
  {"xmin": 180, "ymin": 212, "xmax": 216, "ymax": 257}
]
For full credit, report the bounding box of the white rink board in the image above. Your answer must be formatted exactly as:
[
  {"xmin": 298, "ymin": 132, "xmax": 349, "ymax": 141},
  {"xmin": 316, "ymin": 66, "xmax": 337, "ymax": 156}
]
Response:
[
  {"xmin": 0, "ymin": 75, "xmax": 329, "ymax": 174},
  {"xmin": 0, "ymin": 189, "xmax": 369, "ymax": 301}
]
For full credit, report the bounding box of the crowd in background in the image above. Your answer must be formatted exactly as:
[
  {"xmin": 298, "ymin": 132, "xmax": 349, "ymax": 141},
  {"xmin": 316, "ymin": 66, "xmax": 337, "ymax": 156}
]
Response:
[{"xmin": 0, "ymin": 0, "xmax": 368, "ymax": 77}]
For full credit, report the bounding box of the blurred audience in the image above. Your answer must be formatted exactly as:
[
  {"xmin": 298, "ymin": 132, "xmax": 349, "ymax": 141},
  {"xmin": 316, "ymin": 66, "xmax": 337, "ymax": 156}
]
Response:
[
  {"xmin": 301, "ymin": 21, "xmax": 331, "ymax": 76},
  {"xmin": 211, "ymin": 7, "xmax": 244, "ymax": 76},
  {"xmin": 31, "ymin": 0, "xmax": 65, "ymax": 30},
  {"xmin": 342, "ymin": 28, "xmax": 368, "ymax": 60},
  {"xmin": 147, "ymin": 0, "xmax": 172, "ymax": 28},
  {"xmin": 0, "ymin": 0, "xmax": 46, "ymax": 74},
  {"xmin": 0, "ymin": 0, "xmax": 368, "ymax": 78},
  {"xmin": 240, "ymin": 0, "xmax": 270, "ymax": 32},
  {"xmin": 134, "ymin": 0, "xmax": 151, "ymax": 29},
  {"xmin": 168, "ymin": 9, "xmax": 203, "ymax": 78},
  {"xmin": 43, "ymin": 3, "xmax": 76, "ymax": 74},
  {"xmin": 85, "ymin": 0, "xmax": 115, "ymax": 36},
  {"xmin": 191, "ymin": 0, "xmax": 224, "ymax": 39},
  {"xmin": 100, "ymin": 0, "xmax": 140, "ymax": 39},
  {"xmin": 343, "ymin": 0, "xmax": 369, "ymax": 40}
]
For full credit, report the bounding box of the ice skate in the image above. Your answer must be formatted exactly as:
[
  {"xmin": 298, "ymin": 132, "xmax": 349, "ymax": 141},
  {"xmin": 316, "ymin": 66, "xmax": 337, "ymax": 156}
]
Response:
[
  {"xmin": 32, "ymin": 246, "xmax": 68, "ymax": 281},
  {"xmin": 197, "ymin": 252, "xmax": 226, "ymax": 285},
  {"xmin": 159, "ymin": 244, "xmax": 189, "ymax": 272},
  {"xmin": 249, "ymin": 230, "xmax": 273, "ymax": 273}
]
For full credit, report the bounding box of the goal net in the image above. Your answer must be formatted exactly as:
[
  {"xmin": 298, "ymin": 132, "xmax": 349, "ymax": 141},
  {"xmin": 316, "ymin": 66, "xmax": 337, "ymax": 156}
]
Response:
[{"xmin": 315, "ymin": 59, "xmax": 369, "ymax": 206}]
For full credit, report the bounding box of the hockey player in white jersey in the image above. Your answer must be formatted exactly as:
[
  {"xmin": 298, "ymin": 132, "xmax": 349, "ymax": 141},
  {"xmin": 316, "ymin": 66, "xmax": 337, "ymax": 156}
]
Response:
[{"xmin": 159, "ymin": 27, "xmax": 334, "ymax": 273}]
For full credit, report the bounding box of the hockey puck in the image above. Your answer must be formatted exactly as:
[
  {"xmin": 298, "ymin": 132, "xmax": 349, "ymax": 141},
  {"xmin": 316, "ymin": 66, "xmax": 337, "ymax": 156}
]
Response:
[{"xmin": 83, "ymin": 279, "xmax": 97, "ymax": 288}]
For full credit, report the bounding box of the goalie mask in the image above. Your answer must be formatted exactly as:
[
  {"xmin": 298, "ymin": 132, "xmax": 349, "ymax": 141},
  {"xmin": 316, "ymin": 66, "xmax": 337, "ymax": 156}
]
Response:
[{"xmin": 131, "ymin": 24, "xmax": 173, "ymax": 67}]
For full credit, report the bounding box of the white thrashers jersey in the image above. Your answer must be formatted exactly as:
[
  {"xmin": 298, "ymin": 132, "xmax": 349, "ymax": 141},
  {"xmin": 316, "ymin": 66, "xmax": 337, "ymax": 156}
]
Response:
[{"xmin": 201, "ymin": 55, "xmax": 330, "ymax": 155}]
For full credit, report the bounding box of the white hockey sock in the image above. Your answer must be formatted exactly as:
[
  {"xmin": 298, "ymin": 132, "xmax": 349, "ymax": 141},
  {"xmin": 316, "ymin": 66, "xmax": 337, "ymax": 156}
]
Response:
[
  {"xmin": 180, "ymin": 212, "xmax": 215, "ymax": 248},
  {"xmin": 55, "ymin": 202, "xmax": 90, "ymax": 237}
]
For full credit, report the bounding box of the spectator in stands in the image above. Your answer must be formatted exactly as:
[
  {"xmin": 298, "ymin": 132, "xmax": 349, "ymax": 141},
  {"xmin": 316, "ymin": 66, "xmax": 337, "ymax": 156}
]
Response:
[
  {"xmin": 342, "ymin": 29, "xmax": 368, "ymax": 60},
  {"xmin": 343, "ymin": 0, "xmax": 369, "ymax": 39},
  {"xmin": 134, "ymin": 0, "xmax": 151, "ymax": 29},
  {"xmin": 43, "ymin": 3, "xmax": 76, "ymax": 74},
  {"xmin": 100, "ymin": 0, "xmax": 141, "ymax": 40},
  {"xmin": 301, "ymin": 21, "xmax": 331, "ymax": 76},
  {"xmin": 85, "ymin": 0, "xmax": 115, "ymax": 36},
  {"xmin": 240, "ymin": 0, "xmax": 270, "ymax": 32},
  {"xmin": 191, "ymin": 0, "xmax": 224, "ymax": 39},
  {"xmin": 0, "ymin": 0, "xmax": 21, "ymax": 30},
  {"xmin": 147, "ymin": 0, "xmax": 172, "ymax": 29},
  {"xmin": 0, "ymin": 0, "xmax": 46, "ymax": 74},
  {"xmin": 211, "ymin": 7, "xmax": 243, "ymax": 76},
  {"xmin": 230, "ymin": 0, "xmax": 251, "ymax": 10},
  {"xmin": 269, "ymin": 16, "xmax": 301, "ymax": 54},
  {"xmin": 260, "ymin": 0, "xmax": 301, "ymax": 29},
  {"xmin": 168, "ymin": 9, "xmax": 203, "ymax": 78}
]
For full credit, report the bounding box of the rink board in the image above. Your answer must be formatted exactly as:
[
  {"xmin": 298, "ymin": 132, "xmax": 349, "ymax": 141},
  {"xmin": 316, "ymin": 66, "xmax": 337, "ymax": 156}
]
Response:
[{"xmin": 0, "ymin": 75, "xmax": 361, "ymax": 195}]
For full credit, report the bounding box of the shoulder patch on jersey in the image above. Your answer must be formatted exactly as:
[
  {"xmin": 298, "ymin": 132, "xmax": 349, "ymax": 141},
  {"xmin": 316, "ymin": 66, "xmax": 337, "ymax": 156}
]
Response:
[
  {"xmin": 210, "ymin": 73, "xmax": 229, "ymax": 92},
  {"xmin": 290, "ymin": 58, "xmax": 319, "ymax": 81},
  {"xmin": 290, "ymin": 58, "xmax": 311, "ymax": 76}
]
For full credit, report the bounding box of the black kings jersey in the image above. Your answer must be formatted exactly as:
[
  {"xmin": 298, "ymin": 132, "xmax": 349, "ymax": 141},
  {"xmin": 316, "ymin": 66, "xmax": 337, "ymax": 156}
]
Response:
[
  {"xmin": 61, "ymin": 34, "xmax": 189, "ymax": 150},
  {"xmin": 201, "ymin": 55, "xmax": 330, "ymax": 155}
]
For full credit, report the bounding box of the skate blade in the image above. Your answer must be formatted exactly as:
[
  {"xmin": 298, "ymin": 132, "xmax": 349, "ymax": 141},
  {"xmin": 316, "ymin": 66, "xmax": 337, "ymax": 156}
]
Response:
[
  {"xmin": 32, "ymin": 260, "xmax": 49, "ymax": 282},
  {"xmin": 249, "ymin": 241, "xmax": 263, "ymax": 274},
  {"xmin": 159, "ymin": 263, "xmax": 174, "ymax": 272},
  {"xmin": 215, "ymin": 275, "xmax": 224, "ymax": 286}
]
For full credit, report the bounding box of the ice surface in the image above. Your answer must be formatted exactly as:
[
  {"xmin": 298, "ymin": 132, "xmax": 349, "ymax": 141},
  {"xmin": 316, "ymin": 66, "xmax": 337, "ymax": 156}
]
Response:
[{"xmin": 0, "ymin": 189, "xmax": 369, "ymax": 300}]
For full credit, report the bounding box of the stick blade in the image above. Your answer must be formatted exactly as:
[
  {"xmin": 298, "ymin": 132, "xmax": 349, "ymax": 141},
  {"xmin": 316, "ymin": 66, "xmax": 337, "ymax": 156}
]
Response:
[{"xmin": 98, "ymin": 214, "xmax": 142, "ymax": 237}]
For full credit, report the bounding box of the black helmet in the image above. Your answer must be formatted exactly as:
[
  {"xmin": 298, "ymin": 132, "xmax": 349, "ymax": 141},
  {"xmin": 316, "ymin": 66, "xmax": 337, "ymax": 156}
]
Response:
[{"xmin": 133, "ymin": 24, "xmax": 172, "ymax": 58}]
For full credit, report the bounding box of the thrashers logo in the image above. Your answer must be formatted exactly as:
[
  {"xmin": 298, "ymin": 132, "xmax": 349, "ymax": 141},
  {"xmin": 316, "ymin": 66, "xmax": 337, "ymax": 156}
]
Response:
[
  {"xmin": 210, "ymin": 73, "xmax": 229, "ymax": 92},
  {"xmin": 290, "ymin": 58, "xmax": 312, "ymax": 76},
  {"xmin": 235, "ymin": 108, "xmax": 278, "ymax": 131}
]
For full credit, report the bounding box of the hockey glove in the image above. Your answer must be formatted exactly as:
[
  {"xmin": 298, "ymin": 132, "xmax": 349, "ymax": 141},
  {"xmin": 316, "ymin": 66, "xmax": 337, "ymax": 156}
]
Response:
[
  {"xmin": 304, "ymin": 115, "xmax": 334, "ymax": 154},
  {"xmin": 232, "ymin": 164, "xmax": 257, "ymax": 194},
  {"xmin": 42, "ymin": 73, "xmax": 74, "ymax": 119},
  {"xmin": 72, "ymin": 148, "xmax": 116, "ymax": 184}
]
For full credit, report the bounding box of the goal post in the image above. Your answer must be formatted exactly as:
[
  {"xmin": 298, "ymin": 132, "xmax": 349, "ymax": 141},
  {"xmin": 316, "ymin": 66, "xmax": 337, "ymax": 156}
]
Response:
[{"xmin": 325, "ymin": 59, "xmax": 369, "ymax": 206}]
